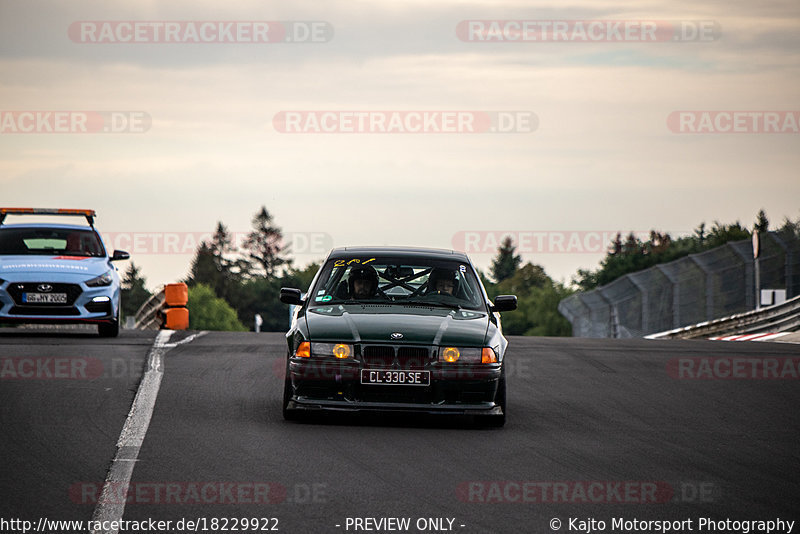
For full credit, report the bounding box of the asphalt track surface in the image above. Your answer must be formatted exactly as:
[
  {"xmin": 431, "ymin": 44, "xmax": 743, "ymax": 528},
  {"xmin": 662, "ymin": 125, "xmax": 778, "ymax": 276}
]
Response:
[{"xmin": 1, "ymin": 329, "xmax": 799, "ymax": 533}]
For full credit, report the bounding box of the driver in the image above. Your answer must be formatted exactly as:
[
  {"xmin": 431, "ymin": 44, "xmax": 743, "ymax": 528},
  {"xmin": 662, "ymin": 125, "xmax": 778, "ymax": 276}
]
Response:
[
  {"xmin": 348, "ymin": 265, "xmax": 379, "ymax": 299},
  {"xmin": 427, "ymin": 268, "xmax": 458, "ymax": 296}
]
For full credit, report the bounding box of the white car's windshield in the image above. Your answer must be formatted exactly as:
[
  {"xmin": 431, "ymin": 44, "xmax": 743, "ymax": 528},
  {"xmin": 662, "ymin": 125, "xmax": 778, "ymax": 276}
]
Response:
[{"xmin": 0, "ymin": 227, "xmax": 106, "ymax": 257}]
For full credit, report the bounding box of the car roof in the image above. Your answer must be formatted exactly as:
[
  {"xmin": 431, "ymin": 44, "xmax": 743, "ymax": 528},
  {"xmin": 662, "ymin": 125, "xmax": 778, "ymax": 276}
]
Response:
[
  {"xmin": 0, "ymin": 223, "xmax": 97, "ymax": 231},
  {"xmin": 328, "ymin": 246, "xmax": 470, "ymax": 261}
]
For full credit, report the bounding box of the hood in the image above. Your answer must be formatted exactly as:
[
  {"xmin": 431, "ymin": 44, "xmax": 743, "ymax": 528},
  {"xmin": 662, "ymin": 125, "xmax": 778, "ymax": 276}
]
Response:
[
  {"xmin": 0, "ymin": 255, "xmax": 109, "ymax": 277},
  {"xmin": 305, "ymin": 304, "xmax": 490, "ymax": 346}
]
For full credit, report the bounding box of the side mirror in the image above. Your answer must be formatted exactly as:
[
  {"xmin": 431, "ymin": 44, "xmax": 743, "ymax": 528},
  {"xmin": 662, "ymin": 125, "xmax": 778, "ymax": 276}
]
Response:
[
  {"xmin": 111, "ymin": 250, "xmax": 130, "ymax": 261},
  {"xmin": 280, "ymin": 287, "xmax": 304, "ymax": 305},
  {"xmin": 493, "ymin": 295, "xmax": 517, "ymax": 312}
]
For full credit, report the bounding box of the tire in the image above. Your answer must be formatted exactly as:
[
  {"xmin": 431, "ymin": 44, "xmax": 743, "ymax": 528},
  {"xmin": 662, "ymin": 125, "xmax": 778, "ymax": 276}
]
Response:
[
  {"xmin": 282, "ymin": 361, "xmax": 300, "ymax": 421},
  {"xmin": 98, "ymin": 316, "xmax": 119, "ymax": 338},
  {"xmin": 484, "ymin": 368, "xmax": 506, "ymax": 428}
]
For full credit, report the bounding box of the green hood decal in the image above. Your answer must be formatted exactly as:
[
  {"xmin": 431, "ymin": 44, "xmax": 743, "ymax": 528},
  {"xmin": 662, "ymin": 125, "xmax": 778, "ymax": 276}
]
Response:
[{"xmin": 306, "ymin": 304, "xmax": 489, "ymax": 346}]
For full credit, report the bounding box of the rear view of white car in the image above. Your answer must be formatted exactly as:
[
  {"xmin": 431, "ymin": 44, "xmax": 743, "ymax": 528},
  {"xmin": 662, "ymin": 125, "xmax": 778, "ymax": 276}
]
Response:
[{"xmin": 0, "ymin": 208, "xmax": 129, "ymax": 337}]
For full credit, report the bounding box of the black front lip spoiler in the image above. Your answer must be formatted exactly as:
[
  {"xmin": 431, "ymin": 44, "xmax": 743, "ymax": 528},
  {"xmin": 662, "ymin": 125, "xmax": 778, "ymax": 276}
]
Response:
[{"xmin": 287, "ymin": 398, "xmax": 503, "ymax": 416}]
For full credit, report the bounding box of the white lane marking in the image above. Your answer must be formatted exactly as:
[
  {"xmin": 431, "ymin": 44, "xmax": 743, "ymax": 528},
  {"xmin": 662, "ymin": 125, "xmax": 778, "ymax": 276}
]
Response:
[
  {"xmin": 90, "ymin": 330, "xmax": 206, "ymax": 534},
  {"xmin": 162, "ymin": 330, "xmax": 207, "ymax": 349}
]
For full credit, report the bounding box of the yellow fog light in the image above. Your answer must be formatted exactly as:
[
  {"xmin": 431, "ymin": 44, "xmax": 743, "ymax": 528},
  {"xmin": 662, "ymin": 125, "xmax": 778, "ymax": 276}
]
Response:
[
  {"xmin": 481, "ymin": 347, "xmax": 498, "ymax": 363},
  {"xmin": 442, "ymin": 347, "xmax": 460, "ymax": 362},
  {"xmin": 296, "ymin": 342, "xmax": 311, "ymax": 358},
  {"xmin": 332, "ymin": 343, "xmax": 352, "ymax": 359}
]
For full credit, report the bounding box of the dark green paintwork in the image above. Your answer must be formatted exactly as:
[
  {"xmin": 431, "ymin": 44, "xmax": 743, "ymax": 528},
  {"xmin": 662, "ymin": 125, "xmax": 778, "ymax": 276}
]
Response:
[{"xmin": 305, "ymin": 304, "xmax": 490, "ymax": 346}]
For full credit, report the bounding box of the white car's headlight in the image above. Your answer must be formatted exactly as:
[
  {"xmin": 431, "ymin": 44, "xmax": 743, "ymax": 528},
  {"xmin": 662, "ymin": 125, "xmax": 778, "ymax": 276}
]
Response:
[{"xmin": 86, "ymin": 270, "xmax": 113, "ymax": 287}]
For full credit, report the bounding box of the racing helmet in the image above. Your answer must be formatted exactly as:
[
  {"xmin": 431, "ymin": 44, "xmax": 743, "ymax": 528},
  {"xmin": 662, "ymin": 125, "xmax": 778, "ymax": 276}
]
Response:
[
  {"xmin": 348, "ymin": 265, "xmax": 379, "ymax": 297},
  {"xmin": 427, "ymin": 267, "xmax": 459, "ymax": 295}
]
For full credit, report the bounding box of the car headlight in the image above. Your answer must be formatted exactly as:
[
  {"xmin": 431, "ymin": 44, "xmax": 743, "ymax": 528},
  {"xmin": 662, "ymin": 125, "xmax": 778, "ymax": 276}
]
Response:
[
  {"xmin": 439, "ymin": 347, "xmax": 498, "ymax": 364},
  {"xmin": 86, "ymin": 270, "xmax": 113, "ymax": 287},
  {"xmin": 312, "ymin": 342, "xmax": 354, "ymax": 359},
  {"xmin": 441, "ymin": 347, "xmax": 462, "ymax": 362}
]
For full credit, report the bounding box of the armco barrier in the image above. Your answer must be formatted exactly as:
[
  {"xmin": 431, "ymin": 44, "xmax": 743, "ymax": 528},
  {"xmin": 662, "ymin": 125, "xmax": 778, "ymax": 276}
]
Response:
[
  {"xmin": 133, "ymin": 283, "xmax": 189, "ymax": 330},
  {"xmin": 559, "ymin": 231, "xmax": 800, "ymax": 337},
  {"xmin": 645, "ymin": 294, "xmax": 800, "ymax": 339}
]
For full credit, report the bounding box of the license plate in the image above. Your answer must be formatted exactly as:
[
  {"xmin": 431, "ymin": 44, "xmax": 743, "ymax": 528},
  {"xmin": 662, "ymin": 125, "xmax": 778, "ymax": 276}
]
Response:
[
  {"xmin": 23, "ymin": 292, "xmax": 67, "ymax": 304},
  {"xmin": 361, "ymin": 369, "xmax": 430, "ymax": 386}
]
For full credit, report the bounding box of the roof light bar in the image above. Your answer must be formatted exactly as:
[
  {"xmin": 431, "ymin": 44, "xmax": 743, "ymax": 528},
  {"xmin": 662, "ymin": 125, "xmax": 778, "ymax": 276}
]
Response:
[{"xmin": 0, "ymin": 208, "xmax": 96, "ymax": 227}]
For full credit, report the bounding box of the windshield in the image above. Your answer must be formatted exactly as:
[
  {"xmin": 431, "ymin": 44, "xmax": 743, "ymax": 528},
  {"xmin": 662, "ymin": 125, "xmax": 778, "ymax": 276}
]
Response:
[
  {"xmin": 0, "ymin": 227, "xmax": 106, "ymax": 257},
  {"xmin": 311, "ymin": 256, "xmax": 487, "ymax": 310}
]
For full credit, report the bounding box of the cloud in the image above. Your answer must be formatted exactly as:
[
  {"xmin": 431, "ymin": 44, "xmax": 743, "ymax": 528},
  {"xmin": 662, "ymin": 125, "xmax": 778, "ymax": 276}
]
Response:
[{"xmin": 1, "ymin": 0, "xmax": 799, "ymax": 285}]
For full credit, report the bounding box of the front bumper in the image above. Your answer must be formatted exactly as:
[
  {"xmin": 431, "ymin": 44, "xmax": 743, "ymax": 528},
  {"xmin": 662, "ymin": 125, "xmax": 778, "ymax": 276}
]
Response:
[
  {"xmin": 287, "ymin": 357, "xmax": 503, "ymax": 414},
  {"xmin": 0, "ymin": 279, "xmax": 118, "ymax": 324}
]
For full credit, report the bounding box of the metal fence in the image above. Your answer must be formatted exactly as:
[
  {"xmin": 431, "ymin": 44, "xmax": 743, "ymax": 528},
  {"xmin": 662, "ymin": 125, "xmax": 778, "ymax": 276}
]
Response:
[{"xmin": 558, "ymin": 231, "xmax": 800, "ymax": 338}]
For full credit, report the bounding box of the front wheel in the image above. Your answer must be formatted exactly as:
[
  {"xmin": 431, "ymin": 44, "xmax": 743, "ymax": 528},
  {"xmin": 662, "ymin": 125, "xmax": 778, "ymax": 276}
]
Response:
[
  {"xmin": 98, "ymin": 315, "xmax": 119, "ymax": 338},
  {"xmin": 282, "ymin": 361, "xmax": 300, "ymax": 421},
  {"xmin": 483, "ymin": 369, "xmax": 506, "ymax": 428}
]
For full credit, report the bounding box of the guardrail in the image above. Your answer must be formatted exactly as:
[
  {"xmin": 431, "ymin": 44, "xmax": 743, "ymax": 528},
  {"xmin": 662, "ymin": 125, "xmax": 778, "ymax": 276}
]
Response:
[
  {"xmin": 645, "ymin": 294, "xmax": 800, "ymax": 340},
  {"xmin": 133, "ymin": 283, "xmax": 189, "ymax": 330}
]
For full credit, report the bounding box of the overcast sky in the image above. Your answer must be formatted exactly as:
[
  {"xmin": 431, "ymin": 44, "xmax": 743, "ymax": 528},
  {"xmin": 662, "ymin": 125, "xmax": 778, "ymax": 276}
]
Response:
[{"xmin": 2, "ymin": 0, "xmax": 798, "ymax": 289}]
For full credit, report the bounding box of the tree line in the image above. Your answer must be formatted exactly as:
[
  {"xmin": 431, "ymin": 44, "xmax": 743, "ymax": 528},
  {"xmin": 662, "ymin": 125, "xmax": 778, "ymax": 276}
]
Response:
[
  {"xmin": 120, "ymin": 207, "xmax": 798, "ymax": 335},
  {"xmin": 120, "ymin": 206, "xmax": 316, "ymax": 331},
  {"xmin": 572, "ymin": 210, "xmax": 800, "ymax": 291}
]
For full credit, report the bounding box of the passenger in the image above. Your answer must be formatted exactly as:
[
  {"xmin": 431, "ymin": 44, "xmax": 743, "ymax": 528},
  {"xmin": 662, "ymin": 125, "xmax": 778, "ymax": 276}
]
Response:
[
  {"xmin": 427, "ymin": 268, "xmax": 458, "ymax": 296},
  {"xmin": 348, "ymin": 265, "xmax": 379, "ymax": 299}
]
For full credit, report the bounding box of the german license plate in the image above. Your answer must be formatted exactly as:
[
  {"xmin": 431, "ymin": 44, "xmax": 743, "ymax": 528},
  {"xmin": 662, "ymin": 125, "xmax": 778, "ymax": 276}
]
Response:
[
  {"xmin": 361, "ymin": 369, "xmax": 430, "ymax": 386},
  {"xmin": 23, "ymin": 292, "xmax": 67, "ymax": 304}
]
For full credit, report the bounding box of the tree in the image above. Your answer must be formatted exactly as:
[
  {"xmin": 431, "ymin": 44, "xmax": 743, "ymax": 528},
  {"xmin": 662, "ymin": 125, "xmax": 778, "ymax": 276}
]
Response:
[
  {"xmin": 503, "ymin": 283, "xmax": 574, "ymax": 336},
  {"xmin": 693, "ymin": 223, "xmax": 706, "ymax": 245},
  {"xmin": 186, "ymin": 242, "xmax": 217, "ymax": 287},
  {"xmin": 242, "ymin": 206, "xmax": 290, "ymax": 278},
  {"xmin": 609, "ymin": 232, "xmax": 623, "ymax": 255},
  {"xmin": 705, "ymin": 220, "xmax": 749, "ymax": 249},
  {"xmin": 283, "ymin": 262, "xmax": 321, "ymax": 292},
  {"xmin": 484, "ymin": 261, "xmax": 574, "ymax": 336},
  {"xmin": 186, "ymin": 284, "xmax": 247, "ymax": 331},
  {"xmin": 120, "ymin": 262, "xmax": 152, "ymax": 320},
  {"xmin": 494, "ymin": 262, "xmax": 549, "ymax": 296},
  {"xmin": 753, "ymin": 209, "xmax": 769, "ymax": 233},
  {"xmin": 647, "ymin": 231, "xmax": 671, "ymax": 255},
  {"xmin": 570, "ymin": 215, "xmax": 759, "ymax": 291},
  {"xmin": 777, "ymin": 214, "xmax": 800, "ymax": 240},
  {"xmin": 185, "ymin": 222, "xmax": 245, "ymax": 301},
  {"xmin": 490, "ymin": 236, "xmax": 522, "ymax": 283}
]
